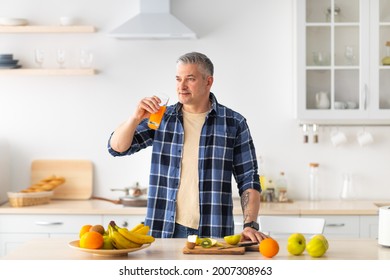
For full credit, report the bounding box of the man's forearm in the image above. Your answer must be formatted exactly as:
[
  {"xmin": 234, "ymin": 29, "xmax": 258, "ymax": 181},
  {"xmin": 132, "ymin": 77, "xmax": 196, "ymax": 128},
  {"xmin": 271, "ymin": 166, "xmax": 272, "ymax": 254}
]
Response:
[
  {"xmin": 241, "ymin": 188, "xmax": 261, "ymax": 223},
  {"xmin": 110, "ymin": 117, "xmax": 139, "ymax": 153}
]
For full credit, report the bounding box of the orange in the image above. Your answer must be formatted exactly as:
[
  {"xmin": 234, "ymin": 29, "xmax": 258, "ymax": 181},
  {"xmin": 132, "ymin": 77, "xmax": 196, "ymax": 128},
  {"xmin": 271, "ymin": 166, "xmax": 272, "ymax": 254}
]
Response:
[
  {"xmin": 79, "ymin": 224, "xmax": 92, "ymax": 238},
  {"xmin": 79, "ymin": 231, "xmax": 104, "ymax": 249},
  {"xmin": 259, "ymin": 238, "xmax": 279, "ymax": 258}
]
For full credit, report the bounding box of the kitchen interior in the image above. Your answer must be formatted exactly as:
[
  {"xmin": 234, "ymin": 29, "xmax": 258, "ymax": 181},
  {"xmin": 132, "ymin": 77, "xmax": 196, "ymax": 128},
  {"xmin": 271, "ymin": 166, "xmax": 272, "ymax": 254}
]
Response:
[{"xmin": 1, "ymin": 0, "xmax": 390, "ymax": 262}]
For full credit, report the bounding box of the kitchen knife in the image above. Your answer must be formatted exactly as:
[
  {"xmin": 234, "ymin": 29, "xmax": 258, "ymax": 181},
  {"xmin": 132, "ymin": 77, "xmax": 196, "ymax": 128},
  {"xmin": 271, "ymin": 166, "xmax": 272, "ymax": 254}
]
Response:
[{"xmin": 218, "ymin": 241, "xmax": 259, "ymax": 250}]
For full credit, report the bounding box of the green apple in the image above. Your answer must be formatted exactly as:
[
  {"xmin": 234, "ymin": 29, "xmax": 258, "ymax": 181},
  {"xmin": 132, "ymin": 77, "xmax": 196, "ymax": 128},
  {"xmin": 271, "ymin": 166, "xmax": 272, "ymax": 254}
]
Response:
[
  {"xmin": 287, "ymin": 233, "xmax": 306, "ymax": 255},
  {"xmin": 306, "ymin": 237, "xmax": 327, "ymax": 257},
  {"xmin": 102, "ymin": 235, "xmax": 115, "ymax": 249},
  {"xmin": 186, "ymin": 235, "xmax": 198, "ymax": 249},
  {"xmin": 188, "ymin": 234, "xmax": 198, "ymax": 244},
  {"xmin": 311, "ymin": 234, "xmax": 329, "ymax": 251}
]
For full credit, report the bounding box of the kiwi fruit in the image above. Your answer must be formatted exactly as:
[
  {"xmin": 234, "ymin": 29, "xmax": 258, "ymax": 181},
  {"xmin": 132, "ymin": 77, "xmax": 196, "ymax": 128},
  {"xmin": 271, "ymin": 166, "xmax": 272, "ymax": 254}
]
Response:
[{"xmin": 89, "ymin": 224, "xmax": 105, "ymax": 235}]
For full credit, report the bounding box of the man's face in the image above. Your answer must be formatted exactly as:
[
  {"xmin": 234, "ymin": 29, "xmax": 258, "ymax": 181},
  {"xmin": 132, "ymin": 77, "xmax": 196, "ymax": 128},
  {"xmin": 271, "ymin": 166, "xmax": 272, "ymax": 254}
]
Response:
[{"xmin": 176, "ymin": 63, "xmax": 213, "ymax": 109}]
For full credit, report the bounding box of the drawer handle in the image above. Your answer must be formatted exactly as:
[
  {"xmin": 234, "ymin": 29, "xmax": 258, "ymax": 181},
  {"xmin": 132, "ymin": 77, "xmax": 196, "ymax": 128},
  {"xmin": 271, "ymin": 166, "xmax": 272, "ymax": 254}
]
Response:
[
  {"xmin": 35, "ymin": 221, "xmax": 64, "ymax": 226},
  {"xmin": 325, "ymin": 223, "xmax": 345, "ymax": 227}
]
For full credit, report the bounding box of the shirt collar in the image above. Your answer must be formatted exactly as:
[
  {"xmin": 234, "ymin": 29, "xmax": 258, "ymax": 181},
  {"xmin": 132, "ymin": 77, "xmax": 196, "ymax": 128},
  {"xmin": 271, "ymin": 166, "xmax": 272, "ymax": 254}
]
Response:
[{"xmin": 172, "ymin": 92, "xmax": 218, "ymax": 116}]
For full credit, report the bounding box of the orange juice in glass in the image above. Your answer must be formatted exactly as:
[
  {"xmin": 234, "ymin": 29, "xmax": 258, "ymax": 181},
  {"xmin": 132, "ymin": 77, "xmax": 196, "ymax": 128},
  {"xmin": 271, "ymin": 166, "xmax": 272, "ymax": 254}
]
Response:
[{"xmin": 147, "ymin": 94, "xmax": 169, "ymax": 130}]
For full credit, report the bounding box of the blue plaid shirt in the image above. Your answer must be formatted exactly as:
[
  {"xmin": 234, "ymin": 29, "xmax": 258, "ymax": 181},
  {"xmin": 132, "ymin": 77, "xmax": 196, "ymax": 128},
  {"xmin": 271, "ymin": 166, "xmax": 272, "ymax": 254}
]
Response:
[{"xmin": 108, "ymin": 93, "xmax": 261, "ymax": 238}]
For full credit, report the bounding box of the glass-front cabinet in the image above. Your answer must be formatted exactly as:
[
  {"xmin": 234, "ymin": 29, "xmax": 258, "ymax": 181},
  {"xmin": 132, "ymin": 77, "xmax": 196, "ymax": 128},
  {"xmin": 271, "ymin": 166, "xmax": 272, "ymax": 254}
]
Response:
[{"xmin": 296, "ymin": 0, "xmax": 390, "ymax": 123}]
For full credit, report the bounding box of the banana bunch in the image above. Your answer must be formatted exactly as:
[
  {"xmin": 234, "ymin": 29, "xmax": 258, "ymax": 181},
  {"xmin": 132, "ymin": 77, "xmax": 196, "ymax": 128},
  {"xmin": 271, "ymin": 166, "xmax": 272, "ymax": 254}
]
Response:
[
  {"xmin": 21, "ymin": 175, "xmax": 66, "ymax": 193},
  {"xmin": 108, "ymin": 221, "xmax": 155, "ymax": 250}
]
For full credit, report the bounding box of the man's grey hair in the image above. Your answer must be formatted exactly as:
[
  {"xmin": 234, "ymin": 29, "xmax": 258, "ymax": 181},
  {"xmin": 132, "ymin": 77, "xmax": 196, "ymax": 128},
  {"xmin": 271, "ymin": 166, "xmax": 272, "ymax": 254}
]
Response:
[{"xmin": 176, "ymin": 52, "xmax": 214, "ymax": 77}]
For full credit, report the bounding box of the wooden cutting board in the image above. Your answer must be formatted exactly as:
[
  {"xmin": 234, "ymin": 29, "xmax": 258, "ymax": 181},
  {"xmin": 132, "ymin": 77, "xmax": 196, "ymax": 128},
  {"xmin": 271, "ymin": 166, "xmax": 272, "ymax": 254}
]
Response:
[
  {"xmin": 183, "ymin": 245, "xmax": 245, "ymax": 255},
  {"xmin": 31, "ymin": 159, "xmax": 93, "ymax": 200},
  {"xmin": 245, "ymin": 244, "xmax": 260, "ymax": 252}
]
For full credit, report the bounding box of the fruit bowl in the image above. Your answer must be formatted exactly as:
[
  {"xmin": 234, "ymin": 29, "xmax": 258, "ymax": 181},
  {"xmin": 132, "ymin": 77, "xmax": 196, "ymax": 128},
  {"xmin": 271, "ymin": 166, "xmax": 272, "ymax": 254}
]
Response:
[{"xmin": 68, "ymin": 240, "xmax": 151, "ymax": 256}]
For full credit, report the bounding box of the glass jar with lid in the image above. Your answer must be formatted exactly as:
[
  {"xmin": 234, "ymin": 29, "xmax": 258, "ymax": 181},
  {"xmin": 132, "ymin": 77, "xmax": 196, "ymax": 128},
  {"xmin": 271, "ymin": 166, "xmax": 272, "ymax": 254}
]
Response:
[
  {"xmin": 382, "ymin": 41, "xmax": 390, "ymax": 65},
  {"xmin": 308, "ymin": 163, "xmax": 320, "ymax": 201}
]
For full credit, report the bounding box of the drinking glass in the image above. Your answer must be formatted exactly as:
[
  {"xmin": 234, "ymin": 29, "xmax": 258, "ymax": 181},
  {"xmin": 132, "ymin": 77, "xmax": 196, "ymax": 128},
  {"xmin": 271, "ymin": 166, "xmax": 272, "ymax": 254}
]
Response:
[
  {"xmin": 57, "ymin": 49, "xmax": 66, "ymax": 68},
  {"xmin": 340, "ymin": 173, "xmax": 356, "ymax": 200},
  {"xmin": 34, "ymin": 49, "xmax": 45, "ymax": 68},
  {"xmin": 147, "ymin": 94, "xmax": 169, "ymax": 130}
]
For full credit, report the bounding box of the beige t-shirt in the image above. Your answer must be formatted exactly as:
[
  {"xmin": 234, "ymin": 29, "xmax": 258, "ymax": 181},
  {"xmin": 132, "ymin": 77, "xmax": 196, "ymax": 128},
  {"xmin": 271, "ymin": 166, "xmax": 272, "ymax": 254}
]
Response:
[{"xmin": 175, "ymin": 110, "xmax": 207, "ymax": 229}]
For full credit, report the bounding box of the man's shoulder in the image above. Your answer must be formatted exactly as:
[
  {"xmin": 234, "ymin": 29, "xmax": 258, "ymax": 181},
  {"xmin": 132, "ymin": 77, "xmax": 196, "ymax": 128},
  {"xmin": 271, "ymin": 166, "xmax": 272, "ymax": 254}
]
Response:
[
  {"xmin": 215, "ymin": 102, "xmax": 246, "ymax": 122},
  {"xmin": 211, "ymin": 93, "xmax": 245, "ymax": 120}
]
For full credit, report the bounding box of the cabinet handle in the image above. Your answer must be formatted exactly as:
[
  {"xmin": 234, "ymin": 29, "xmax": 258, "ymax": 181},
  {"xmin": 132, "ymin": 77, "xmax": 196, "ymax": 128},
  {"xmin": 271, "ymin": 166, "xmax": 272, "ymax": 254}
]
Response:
[
  {"xmin": 363, "ymin": 84, "xmax": 368, "ymax": 110},
  {"xmin": 121, "ymin": 221, "xmax": 128, "ymax": 227},
  {"xmin": 325, "ymin": 223, "xmax": 345, "ymax": 227},
  {"xmin": 35, "ymin": 221, "xmax": 64, "ymax": 226}
]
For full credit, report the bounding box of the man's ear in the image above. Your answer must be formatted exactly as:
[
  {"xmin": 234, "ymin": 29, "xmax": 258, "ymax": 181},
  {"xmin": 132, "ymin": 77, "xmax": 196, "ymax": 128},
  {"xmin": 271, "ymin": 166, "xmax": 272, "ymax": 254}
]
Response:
[{"xmin": 207, "ymin": 76, "xmax": 214, "ymax": 87}]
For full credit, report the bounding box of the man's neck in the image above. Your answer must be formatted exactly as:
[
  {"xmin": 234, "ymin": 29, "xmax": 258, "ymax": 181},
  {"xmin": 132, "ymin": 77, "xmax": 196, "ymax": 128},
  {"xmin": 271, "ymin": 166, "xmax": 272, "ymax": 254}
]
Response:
[{"xmin": 182, "ymin": 97, "xmax": 211, "ymax": 114}]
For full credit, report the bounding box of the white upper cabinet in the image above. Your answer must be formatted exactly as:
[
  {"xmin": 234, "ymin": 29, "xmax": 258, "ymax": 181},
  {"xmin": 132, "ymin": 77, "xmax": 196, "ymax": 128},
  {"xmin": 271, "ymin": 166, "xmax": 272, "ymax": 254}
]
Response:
[{"xmin": 295, "ymin": 0, "xmax": 390, "ymax": 124}]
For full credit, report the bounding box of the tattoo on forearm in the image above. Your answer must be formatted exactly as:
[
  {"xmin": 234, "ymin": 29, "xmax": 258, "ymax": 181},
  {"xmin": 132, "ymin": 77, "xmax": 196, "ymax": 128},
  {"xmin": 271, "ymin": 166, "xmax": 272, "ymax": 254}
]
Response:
[
  {"xmin": 241, "ymin": 191, "xmax": 249, "ymax": 209},
  {"xmin": 241, "ymin": 191, "xmax": 250, "ymax": 220}
]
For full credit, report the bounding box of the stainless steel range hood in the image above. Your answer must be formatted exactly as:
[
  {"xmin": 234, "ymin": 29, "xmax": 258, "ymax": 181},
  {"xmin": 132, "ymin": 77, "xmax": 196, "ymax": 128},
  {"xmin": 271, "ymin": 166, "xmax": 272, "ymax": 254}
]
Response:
[{"xmin": 109, "ymin": 0, "xmax": 197, "ymax": 39}]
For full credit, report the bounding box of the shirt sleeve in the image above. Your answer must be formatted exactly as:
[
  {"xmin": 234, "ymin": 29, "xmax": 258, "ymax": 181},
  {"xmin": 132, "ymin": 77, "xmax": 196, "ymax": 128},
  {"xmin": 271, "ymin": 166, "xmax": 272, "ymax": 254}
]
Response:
[
  {"xmin": 232, "ymin": 118, "xmax": 261, "ymax": 196},
  {"xmin": 107, "ymin": 119, "xmax": 154, "ymax": 157}
]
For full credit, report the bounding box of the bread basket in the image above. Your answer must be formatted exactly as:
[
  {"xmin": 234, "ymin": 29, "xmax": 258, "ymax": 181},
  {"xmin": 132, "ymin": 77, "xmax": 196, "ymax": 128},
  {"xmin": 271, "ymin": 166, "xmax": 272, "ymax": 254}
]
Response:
[
  {"xmin": 7, "ymin": 191, "xmax": 54, "ymax": 207},
  {"xmin": 7, "ymin": 175, "xmax": 65, "ymax": 207}
]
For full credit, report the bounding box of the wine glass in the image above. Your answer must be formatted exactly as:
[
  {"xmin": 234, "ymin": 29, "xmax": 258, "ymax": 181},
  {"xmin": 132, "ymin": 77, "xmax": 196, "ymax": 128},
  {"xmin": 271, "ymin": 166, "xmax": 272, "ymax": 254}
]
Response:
[
  {"xmin": 79, "ymin": 49, "xmax": 93, "ymax": 68},
  {"xmin": 34, "ymin": 49, "xmax": 44, "ymax": 68},
  {"xmin": 344, "ymin": 45, "xmax": 356, "ymax": 65},
  {"xmin": 312, "ymin": 51, "xmax": 329, "ymax": 66},
  {"xmin": 57, "ymin": 49, "xmax": 66, "ymax": 68}
]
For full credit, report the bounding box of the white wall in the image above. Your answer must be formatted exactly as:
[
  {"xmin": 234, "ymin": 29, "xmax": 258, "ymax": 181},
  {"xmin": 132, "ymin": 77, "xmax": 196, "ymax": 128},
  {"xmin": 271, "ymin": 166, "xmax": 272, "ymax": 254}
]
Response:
[{"xmin": 1, "ymin": 0, "xmax": 390, "ymax": 201}]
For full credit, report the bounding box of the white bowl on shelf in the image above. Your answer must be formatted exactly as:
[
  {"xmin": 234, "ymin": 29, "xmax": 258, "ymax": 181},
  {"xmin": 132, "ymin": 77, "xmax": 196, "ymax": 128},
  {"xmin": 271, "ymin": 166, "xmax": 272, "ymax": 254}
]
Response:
[
  {"xmin": 59, "ymin": 16, "xmax": 74, "ymax": 26},
  {"xmin": 346, "ymin": 101, "xmax": 358, "ymax": 109},
  {"xmin": 0, "ymin": 17, "xmax": 28, "ymax": 26},
  {"xmin": 334, "ymin": 101, "xmax": 347, "ymax": 109}
]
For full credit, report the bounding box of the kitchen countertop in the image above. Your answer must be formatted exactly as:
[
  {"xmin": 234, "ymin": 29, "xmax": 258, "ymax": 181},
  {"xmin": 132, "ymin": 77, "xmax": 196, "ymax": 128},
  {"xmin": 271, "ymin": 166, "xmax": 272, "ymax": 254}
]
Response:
[
  {"xmin": 0, "ymin": 199, "xmax": 387, "ymax": 215},
  {"xmin": 0, "ymin": 199, "xmax": 148, "ymax": 215},
  {"xmin": 2, "ymin": 237, "xmax": 390, "ymax": 260}
]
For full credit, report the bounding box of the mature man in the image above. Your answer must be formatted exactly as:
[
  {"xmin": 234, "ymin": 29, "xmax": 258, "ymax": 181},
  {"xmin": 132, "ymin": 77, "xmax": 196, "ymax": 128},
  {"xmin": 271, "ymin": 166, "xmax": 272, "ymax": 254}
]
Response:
[{"xmin": 108, "ymin": 52, "xmax": 266, "ymax": 242}]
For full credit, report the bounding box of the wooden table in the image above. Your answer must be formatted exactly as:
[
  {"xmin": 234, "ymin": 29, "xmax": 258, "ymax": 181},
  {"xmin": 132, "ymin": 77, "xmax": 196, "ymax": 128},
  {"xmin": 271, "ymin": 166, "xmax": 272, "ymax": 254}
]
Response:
[{"xmin": 2, "ymin": 237, "xmax": 390, "ymax": 260}]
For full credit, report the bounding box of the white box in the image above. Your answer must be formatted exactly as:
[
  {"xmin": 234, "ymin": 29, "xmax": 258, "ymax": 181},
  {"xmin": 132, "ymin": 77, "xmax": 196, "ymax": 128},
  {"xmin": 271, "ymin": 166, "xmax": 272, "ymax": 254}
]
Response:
[{"xmin": 378, "ymin": 206, "xmax": 390, "ymax": 247}]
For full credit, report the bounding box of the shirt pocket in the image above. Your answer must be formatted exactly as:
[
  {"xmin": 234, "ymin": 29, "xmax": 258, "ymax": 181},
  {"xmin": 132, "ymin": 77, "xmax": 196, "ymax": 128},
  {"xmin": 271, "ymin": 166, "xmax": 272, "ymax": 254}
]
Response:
[{"xmin": 207, "ymin": 129, "xmax": 235, "ymax": 160}]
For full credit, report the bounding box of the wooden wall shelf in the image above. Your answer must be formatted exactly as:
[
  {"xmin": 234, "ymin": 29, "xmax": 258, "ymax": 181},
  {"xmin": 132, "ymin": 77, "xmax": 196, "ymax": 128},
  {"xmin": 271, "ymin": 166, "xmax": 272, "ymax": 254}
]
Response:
[
  {"xmin": 0, "ymin": 69, "xmax": 96, "ymax": 76},
  {"xmin": 0, "ymin": 25, "xmax": 95, "ymax": 33}
]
